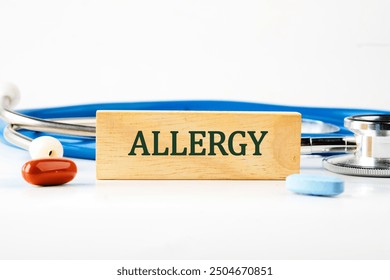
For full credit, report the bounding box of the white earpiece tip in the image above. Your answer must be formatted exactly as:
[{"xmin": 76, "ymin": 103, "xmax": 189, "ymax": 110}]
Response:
[
  {"xmin": 29, "ymin": 136, "xmax": 64, "ymax": 159},
  {"xmin": 0, "ymin": 81, "xmax": 21, "ymax": 110}
]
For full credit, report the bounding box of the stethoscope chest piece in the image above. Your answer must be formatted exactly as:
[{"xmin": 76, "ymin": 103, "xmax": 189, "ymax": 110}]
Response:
[{"xmin": 323, "ymin": 115, "xmax": 390, "ymax": 177}]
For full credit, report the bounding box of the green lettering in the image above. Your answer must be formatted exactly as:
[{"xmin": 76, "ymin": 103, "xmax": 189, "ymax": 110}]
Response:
[
  {"xmin": 248, "ymin": 131, "xmax": 268, "ymax": 155},
  {"xmin": 128, "ymin": 131, "xmax": 150, "ymax": 155},
  {"xmin": 228, "ymin": 131, "xmax": 246, "ymax": 155},
  {"xmin": 208, "ymin": 131, "xmax": 228, "ymax": 156},
  {"xmin": 170, "ymin": 131, "xmax": 187, "ymax": 155},
  {"xmin": 152, "ymin": 131, "xmax": 169, "ymax": 155},
  {"xmin": 189, "ymin": 131, "xmax": 206, "ymax": 156}
]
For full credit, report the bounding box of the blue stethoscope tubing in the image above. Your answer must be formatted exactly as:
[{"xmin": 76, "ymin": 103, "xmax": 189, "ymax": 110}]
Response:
[{"xmin": 1, "ymin": 100, "xmax": 388, "ymax": 160}]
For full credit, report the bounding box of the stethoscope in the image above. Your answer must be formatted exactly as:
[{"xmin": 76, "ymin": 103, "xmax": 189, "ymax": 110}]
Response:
[{"xmin": 1, "ymin": 82, "xmax": 390, "ymax": 179}]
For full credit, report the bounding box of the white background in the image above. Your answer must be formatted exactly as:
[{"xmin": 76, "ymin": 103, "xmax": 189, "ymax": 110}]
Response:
[
  {"xmin": 0, "ymin": 0, "xmax": 390, "ymax": 109},
  {"xmin": 1, "ymin": 0, "xmax": 390, "ymax": 261}
]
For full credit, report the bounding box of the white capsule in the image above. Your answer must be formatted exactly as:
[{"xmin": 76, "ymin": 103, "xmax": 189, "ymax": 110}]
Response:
[{"xmin": 29, "ymin": 136, "xmax": 64, "ymax": 159}]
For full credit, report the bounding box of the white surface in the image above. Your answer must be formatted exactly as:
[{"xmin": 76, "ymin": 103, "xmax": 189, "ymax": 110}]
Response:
[
  {"xmin": 1, "ymin": 145, "xmax": 390, "ymax": 260},
  {"xmin": 0, "ymin": 0, "xmax": 390, "ymax": 260}
]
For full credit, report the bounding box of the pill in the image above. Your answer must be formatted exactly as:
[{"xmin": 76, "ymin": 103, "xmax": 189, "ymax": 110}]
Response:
[
  {"xmin": 21, "ymin": 158, "xmax": 77, "ymax": 186},
  {"xmin": 286, "ymin": 174, "xmax": 344, "ymax": 197}
]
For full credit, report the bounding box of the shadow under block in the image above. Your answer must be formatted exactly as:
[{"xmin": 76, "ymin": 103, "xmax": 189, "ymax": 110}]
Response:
[{"xmin": 96, "ymin": 111, "xmax": 301, "ymax": 180}]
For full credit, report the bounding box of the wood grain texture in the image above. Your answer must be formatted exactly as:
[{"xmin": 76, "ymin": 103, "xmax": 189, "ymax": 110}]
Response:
[{"xmin": 96, "ymin": 111, "xmax": 301, "ymax": 180}]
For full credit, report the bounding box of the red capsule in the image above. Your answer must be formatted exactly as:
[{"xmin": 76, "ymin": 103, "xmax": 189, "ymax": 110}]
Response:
[{"xmin": 22, "ymin": 158, "xmax": 77, "ymax": 186}]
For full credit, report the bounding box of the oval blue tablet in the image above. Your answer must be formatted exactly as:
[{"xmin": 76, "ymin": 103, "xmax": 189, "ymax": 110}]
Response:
[{"xmin": 286, "ymin": 174, "xmax": 344, "ymax": 197}]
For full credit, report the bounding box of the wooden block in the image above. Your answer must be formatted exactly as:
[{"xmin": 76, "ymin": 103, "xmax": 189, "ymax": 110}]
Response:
[{"xmin": 96, "ymin": 111, "xmax": 301, "ymax": 180}]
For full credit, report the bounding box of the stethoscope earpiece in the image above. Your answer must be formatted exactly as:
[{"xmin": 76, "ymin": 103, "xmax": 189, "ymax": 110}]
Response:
[
  {"xmin": 29, "ymin": 136, "xmax": 64, "ymax": 159},
  {"xmin": 0, "ymin": 81, "xmax": 21, "ymax": 110}
]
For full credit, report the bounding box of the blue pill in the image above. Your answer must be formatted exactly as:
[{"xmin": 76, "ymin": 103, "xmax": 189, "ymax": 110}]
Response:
[{"xmin": 286, "ymin": 174, "xmax": 344, "ymax": 197}]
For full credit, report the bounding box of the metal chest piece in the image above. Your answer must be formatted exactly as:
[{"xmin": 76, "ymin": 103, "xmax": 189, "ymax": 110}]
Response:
[{"xmin": 323, "ymin": 115, "xmax": 390, "ymax": 177}]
